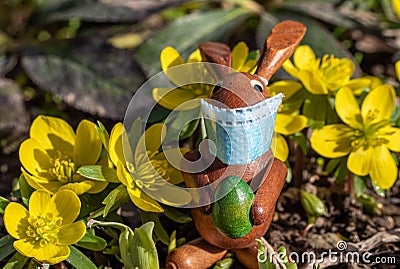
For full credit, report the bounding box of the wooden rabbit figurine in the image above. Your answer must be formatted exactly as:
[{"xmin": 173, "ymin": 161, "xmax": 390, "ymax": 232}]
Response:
[{"xmin": 166, "ymin": 21, "xmax": 306, "ymax": 269}]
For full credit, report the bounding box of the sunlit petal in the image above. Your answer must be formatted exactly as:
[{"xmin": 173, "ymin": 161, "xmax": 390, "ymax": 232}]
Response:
[
  {"xmin": 187, "ymin": 49, "xmax": 202, "ymax": 62},
  {"xmin": 127, "ymin": 184, "xmax": 164, "ymax": 213},
  {"xmin": 13, "ymin": 240, "xmax": 40, "ymax": 258},
  {"xmin": 135, "ymin": 124, "xmax": 166, "ymax": 162},
  {"xmin": 4, "ymin": 203, "xmax": 29, "ymax": 239},
  {"xmin": 293, "ymin": 45, "xmax": 316, "ymax": 70},
  {"xmin": 73, "ymin": 120, "xmax": 102, "ymax": 166},
  {"xmin": 346, "ymin": 76, "xmax": 382, "ymax": 95},
  {"xmin": 59, "ymin": 181, "xmax": 94, "ymax": 195},
  {"xmin": 310, "ymin": 124, "xmax": 353, "ymax": 158},
  {"xmin": 275, "ymin": 114, "xmax": 307, "ymax": 135},
  {"xmin": 19, "ymin": 139, "xmax": 52, "ymax": 176},
  {"xmin": 347, "ymin": 145, "xmax": 372, "ymax": 176},
  {"xmin": 152, "ymin": 87, "xmax": 199, "ymax": 110},
  {"xmin": 379, "ymin": 126, "xmax": 400, "ymax": 152},
  {"xmin": 117, "ymin": 161, "xmax": 133, "ymax": 187},
  {"xmin": 369, "ymin": 145, "xmax": 398, "ymax": 189},
  {"xmin": 231, "ymin": 41, "xmax": 248, "ymax": 71},
  {"xmin": 282, "ymin": 59, "xmax": 299, "ymax": 78},
  {"xmin": 30, "ymin": 115, "xmax": 75, "ymax": 154},
  {"xmin": 57, "ymin": 222, "xmax": 86, "ymax": 245},
  {"xmin": 271, "ymin": 134, "xmax": 289, "ymax": 162},
  {"xmin": 146, "ymin": 183, "xmax": 192, "ymax": 207},
  {"xmin": 335, "ymin": 87, "xmax": 363, "ymax": 129},
  {"xmin": 109, "ymin": 123, "xmax": 126, "ymax": 166},
  {"xmin": 161, "ymin": 46, "xmax": 192, "ymax": 86},
  {"xmin": 87, "ymin": 181, "xmax": 109, "ymax": 194},
  {"xmin": 36, "ymin": 244, "xmax": 70, "ymax": 265},
  {"xmin": 297, "ymin": 70, "xmax": 328, "ymax": 95},
  {"xmin": 29, "ymin": 189, "xmax": 51, "ymax": 216},
  {"xmin": 361, "ymin": 84, "xmax": 395, "ymax": 125},
  {"xmin": 393, "ymin": 0, "xmax": 400, "ymax": 19},
  {"xmin": 48, "ymin": 189, "xmax": 81, "ymax": 224},
  {"xmin": 268, "ymin": 80, "xmax": 302, "ymax": 100}
]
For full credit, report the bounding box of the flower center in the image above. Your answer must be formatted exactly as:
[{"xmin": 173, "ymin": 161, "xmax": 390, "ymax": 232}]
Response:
[
  {"xmin": 130, "ymin": 151, "xmax": 172, "ymax": 190},
  {"xmin": 50, "ymin": 158, "xmax": 76, "ymax": 183},
  {"xmin": 26, "ymin": 213, "xmax": 62, "ymax": 247}
]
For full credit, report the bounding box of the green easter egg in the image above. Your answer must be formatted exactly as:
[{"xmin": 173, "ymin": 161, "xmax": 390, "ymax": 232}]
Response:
[{"xmin": 212, "ymin": 176, "xmax": 254, "ymax": 238}]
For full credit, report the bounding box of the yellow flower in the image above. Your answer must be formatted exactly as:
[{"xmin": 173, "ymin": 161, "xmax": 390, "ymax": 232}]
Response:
[
  {"xmin": 109, "ymin": 123, "xmax": 191, "ymax": 212},
  {"xmin": 282, "ymin": 45, "xmax": 354, "ymax": 95},
  {"xmin": 345, "ymin": 76, "xmax": 382, "ymax": 95},
  {"xmin": 19, "ymin": 115, "xmax": 106, "ymax": 195},
  {"xmin": 269, "ymin": 81, "xmax": 308, "ymax": 161},
  {"xmin": 153, "ymin": 42, "xmax": 258, "ymax": 110},
  {"xmin": 393, "ymin": 0, "xmax": 400, "ymax": 19},
  {"xmin": 311, "ymin": 85, "xmax": 400, "ymax": 189},
  {"xmin": 4, "ymin": 189, "xmax": 86, "ymax": 264}
]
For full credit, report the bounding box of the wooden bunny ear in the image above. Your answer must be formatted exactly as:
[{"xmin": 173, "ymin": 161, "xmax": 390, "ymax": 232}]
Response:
[
  {"xmin": 256, "ymin": 20, "xmax": 306, "ymax": 81},
  {"xmin": 199, "ymin": 42, "xmax": 232, "ymax": 77}
]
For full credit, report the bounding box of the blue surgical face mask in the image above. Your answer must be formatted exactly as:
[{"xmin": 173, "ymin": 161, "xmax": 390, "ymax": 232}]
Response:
[{"xmin": 201, "ymin": 93, "xmax": 283, "ymax": 165}]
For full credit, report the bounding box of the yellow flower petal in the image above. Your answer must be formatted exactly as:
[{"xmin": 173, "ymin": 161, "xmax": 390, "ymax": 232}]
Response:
[
  {"xmin": 271, "ymin": 134, "xmax": 289, "ymax": 162},
  {"xmin": 347, "ymin": 145, "xmax": 372, "ymax": 176},
  {"xmin": 310, "ymin": 124, "xmax": 353, "ymax": 158},
  {"xmin": 268, "ymin": 80, "xmax": 302, "ymax": 100},
  {"xmin": 241, "ymin": 59, "xmax": 258, "ymax": 74},
  {"xmin": 393, "ymin": 0, "xmax": 400, "ymax": 19},
  {"xmin": 161, "ymin": 46, "xmax": 192, "ymax": 86},
  {"xmin": 49, "ymin": 189, "xmax": 81, "ymax": 224},
  {"xmin": 187, "ymin": 49, "xmax": 202, "ymax": 62},
  {"xmin": 127, "ymin": 184, "xmax": 164, "ymax": 213},
  {"xmin": 369, "ymin": 145, "xmax": 398, "ymax": 189},
  {"xmin": 117, "ymin": 161, "xmax": 132, "ymax": 187},
  {"xmin": 4, "ymin": 202, "xmax": 30, "ymax": 239},
  {"xmin": 282, "ymin": 59, "xmax": 299, "ymax": 78},
  {"xmin": 73, "ymin": 120, "xmax": 102, "ymax": 166},
  {"xmin": 153, "ymin": 148, "xmax": 189, "ymax": 184},
  {"xmin": 87, "ymin": 181, "xmax": 109, "ymax": 194},
  {"xmin": 35, "ymin": 244, "xmax": 70, "ymax": 265},
  {"xmin": 59, "ymin": 181, "xmax": 94, "ymax": 196},
  {"xmin": 275, "ymin": 114, "xmax": 307, "ymax": 135},
  {"xmin": 30, "ymin": 115, "xmax": 75, "ymax": 155},
  {"xmin": 231, "ymin": 41, "xmax": 248, "ymax": 71},
  {"xmin": 29, "ymin": 189, "xmax": 51, "ymax": 216},
  {"xmin": 361, "ymin": 84, "xmax": 395, "ymax": 125},
  {"xmin": 298, "ymin": 69, "xmax": 328, "ymax": 95},
  {"xmin": 335, "ymin": 87, "xmax": 363, "ymax": 129},
  {"xmin": 13, "ymin": 240, "xmax": 40, "ymax": 259},
  {"xmin": 293, "ymin": 45, "xmax": 316, "ymax": 70},
  {"xmin": 346, "ymin": 76, "xmax": 382, "ymax": 95},
  {"xmin": 380, "ymin": 126, "xmax": 400, "ymax": 152},
  {"xmin": 109, "ymin": 123, "xmax": 125, "ymax": 166},
  {"xmin": 19, "ymin": 139, "xmax": 52, "ymax": 177},
  {"xmin": 23, "ymin": 170, "xmax": 63, "ymax": 193},
  {"xmin": 135, "ymin": 124, "xmax": 166, "ymax": 162},
  {"xmin": 147, "ymin": 183, "xmax": 192, "ymax": 207},
  {"xmin": 152, "ymin": 87, "xmax": 199, "ymax": 110},
  {"xmin": 57, "ymin": 222, "xmax": 86, "ymax": 245}
]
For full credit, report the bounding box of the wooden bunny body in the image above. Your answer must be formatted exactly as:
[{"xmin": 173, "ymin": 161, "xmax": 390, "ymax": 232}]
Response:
[{"xmin": 166, "ymin": 20, "xmax": 306, "ymax": 269}]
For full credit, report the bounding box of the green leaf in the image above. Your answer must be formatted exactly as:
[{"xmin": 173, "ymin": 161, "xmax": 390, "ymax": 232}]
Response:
[
  {"xmin": 279, "ymin": 1, "xmax": 358, "ymax": 29},
  {"xmin": 66, "ymin": 246, "xmax": 97, "ymax": 269},
  {"xmin": 390, "ymin": 105, "xmax": 400, "ymax": 125},
  {"xmin": 75, "ymin": 229, "xmax": 107, "ymax": 251},
  {"xmin": 164, "ymin": 107, "xmax": 201, "ymax": 143},
  {"xmin": 334, "ymin": 158, "xmax": 349, "ymax": 183},
  {"xmin": 302, "ymin": 95, "xmax": 327, "ymax": 129},
  {"xmin": 353, "ymin": 175, "xmax": 366, "ymax": 197},
  {"xmin": 325, "ymin": 158, "xmax": 341, "ymax": 175},
  {"xmin": 135, "ymin": 8, "xmax": 250, "ymax": 77},
  {"xmin": 19, "ymin": 174, "xmax": 34, "ymax": 206},
  {"xmin": 0, "ymin": 235, "xmax": 16, "ymax": 261},
  {"xmin": 77, "ymin": 165, "xmax": 119, "ymax": 183},
  {"xmin": 3, "ymin": 252, "xmax": 29, "ymax": 269},
  {"xmin": 0, "ymin": 196, "xmax": 10, "ymax": 215},
  {"xmin": 21, "ymin": 39, "xmax": 145, "ymax": 119},
  {"xmin": 167, "ymin": 230, "xmax": 177, "ymax": 254},
  {"xmin": 102, "ymin": 184, "xmax": 129, "ymax": 218},
  {"xmin": 213, "ymin": 254, "xmax": 235, "ymax": 269},
  {"xmin": 48, "ymin": 3, "xmax": 146, "ymax": 23},
  {"xmin": 119, "ymin": 228, "xmax": 134, "ymax": 269},
  {"xmin": 140, "ymin": 211, "xmax": 170, "ymax": 245},
  {"xmin": 131, "ymin": 222, "xmax": 159, "ymax": 269},
  {"xmin": 95, "ymin": 121, "xmax": 110, "ymax": 152},
  {"xmin": 163, "ymin": 206, "xmax": 192, "ymax": 223}
]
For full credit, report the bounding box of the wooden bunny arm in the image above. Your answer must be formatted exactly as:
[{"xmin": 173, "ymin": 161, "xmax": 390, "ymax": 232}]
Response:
[
  {"xmin": 251, "ymin": 158, "xmax": 287, "ymax": 225},
  {"xmin": 166, "ymin": 238, "xmax": 227, "ymax": 269},
  {"xmin": 256, "ymin": 20, "xmax": 306, "ymax": 81},
  {"xmin": 231, "ymin": 244, "xmax": 259, "ymax": 269}
]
